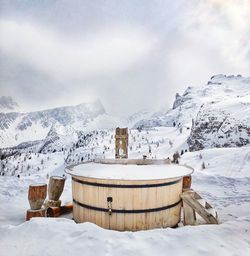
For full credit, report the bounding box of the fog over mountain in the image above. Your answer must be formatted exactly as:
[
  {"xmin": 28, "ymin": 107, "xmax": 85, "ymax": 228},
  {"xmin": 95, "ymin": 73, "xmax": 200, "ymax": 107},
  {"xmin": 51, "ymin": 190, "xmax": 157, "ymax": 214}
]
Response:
[{"xmin": 0, "ymin": 0, "xmax": 249, "ymax": 116}]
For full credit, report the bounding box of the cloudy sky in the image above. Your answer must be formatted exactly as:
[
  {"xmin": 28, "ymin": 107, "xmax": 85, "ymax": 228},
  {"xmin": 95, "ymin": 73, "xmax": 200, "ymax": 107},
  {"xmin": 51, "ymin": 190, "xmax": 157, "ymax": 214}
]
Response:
[{"xmin": 0, "ymin": 0, "xmax": 249, "ymax": 116}]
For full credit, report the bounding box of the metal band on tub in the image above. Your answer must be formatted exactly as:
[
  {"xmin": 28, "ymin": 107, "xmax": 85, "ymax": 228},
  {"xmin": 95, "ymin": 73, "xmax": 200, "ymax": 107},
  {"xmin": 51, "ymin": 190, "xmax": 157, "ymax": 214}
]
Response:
[
  {"xmin": 72, "ymin": 177, "xmax": 182, "ymax": 188},
  {"xmin": 73, "ymin": 198, "xmax": 182, "ymax": 214}
]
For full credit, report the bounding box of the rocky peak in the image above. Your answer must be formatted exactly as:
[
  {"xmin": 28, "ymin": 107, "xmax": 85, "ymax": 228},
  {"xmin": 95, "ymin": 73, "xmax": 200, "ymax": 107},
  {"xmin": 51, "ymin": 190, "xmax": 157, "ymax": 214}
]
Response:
[{"xmin": 172, "ymin": 93, "xmax": 181, "ymax": 109}]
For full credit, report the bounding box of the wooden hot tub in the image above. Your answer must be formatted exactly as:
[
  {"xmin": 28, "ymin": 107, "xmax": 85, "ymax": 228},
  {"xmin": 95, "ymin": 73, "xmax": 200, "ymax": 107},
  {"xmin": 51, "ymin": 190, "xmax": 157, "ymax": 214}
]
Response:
[{"xmin": 66, "ymin": 159, "xmax": 193, "ymax": 231}]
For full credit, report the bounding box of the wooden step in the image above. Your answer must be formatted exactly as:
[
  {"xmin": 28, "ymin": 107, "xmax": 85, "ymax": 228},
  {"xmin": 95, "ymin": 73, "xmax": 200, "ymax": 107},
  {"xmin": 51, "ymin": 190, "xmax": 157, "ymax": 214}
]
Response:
[{"xmin": 181, "ymin": 190, "xmax": 218, "ymax": 225}]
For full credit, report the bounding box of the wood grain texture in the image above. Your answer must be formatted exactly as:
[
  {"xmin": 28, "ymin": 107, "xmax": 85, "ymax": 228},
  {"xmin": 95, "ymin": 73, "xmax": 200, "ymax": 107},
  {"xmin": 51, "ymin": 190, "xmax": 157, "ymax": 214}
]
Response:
[
  {"xmin": 71, "ymin": 175, "xmax": 183, "ymax": 231},
  {"xmin": 182, "ymin": 175, "xmax": 192, "ymax": 191},
  {"xmin": 46, "ymin": 204, "xmax": 73, "ymax": 217},
  {"xmin": 28, "ymin": 184, "xmax": 47, "ymax": 210},
  {"xmin": 48, "ymin": 176, "xmax": 65, "ymax": 201},
  {"xmin": 26, "ymin": 208, "xmax": 46, "ymax": 221},
  {"xmin": 115, "ymin": 127, "xmax": 128, "ymax": 159},
  {"xmin": 181, "ymin": 190, "xmax": 218, "ymax": 225},
  {"xmin": 183, "ymin": 201, "xmax": 196, "ymax": 225}
]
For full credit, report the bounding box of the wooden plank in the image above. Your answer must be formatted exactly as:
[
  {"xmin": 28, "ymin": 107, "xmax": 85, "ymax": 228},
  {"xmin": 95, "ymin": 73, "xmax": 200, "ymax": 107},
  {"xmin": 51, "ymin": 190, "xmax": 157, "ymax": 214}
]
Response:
[
  {"xmin": 193, "ymin": 191, "xmax": 218, "ymax": 221},
  {"xmin": 183, "ymin": 200, "xmax": 196, "ymax": 225},
  {"xmin": 181, "ymin": 194, "xmax": 218, "ymax": 224},
  {"xmin": 26, "ymin": 208, "xmax": 46, "ymax": 221}
]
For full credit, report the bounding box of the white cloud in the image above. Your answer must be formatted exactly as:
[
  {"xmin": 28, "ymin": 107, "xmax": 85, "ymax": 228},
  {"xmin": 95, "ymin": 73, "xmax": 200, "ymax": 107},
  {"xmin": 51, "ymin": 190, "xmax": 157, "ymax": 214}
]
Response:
[
  {"xmin": 0, "ymin": 0, "xmax": 249, "ymax": 116},
  {"xmin": 0, "ymin": 20, "xmax": 156, "ymax": 82},
  {"xmin": 160, "ymin": 0, "xmax": 250, "ymax": 91}
]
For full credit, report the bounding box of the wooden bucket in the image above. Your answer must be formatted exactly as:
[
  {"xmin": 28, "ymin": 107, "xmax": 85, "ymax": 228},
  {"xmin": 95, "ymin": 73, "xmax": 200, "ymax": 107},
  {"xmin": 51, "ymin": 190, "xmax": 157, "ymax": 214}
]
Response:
[
  {"xmin": 183, "ymin": 175, "xmax": 192, "ymax": 191},
  {"xmin": 28, "ymin": 183, "xmax": 47, "ymax": 210},
  {"xmin": 48, "ymin": 176, "xmax": 65, "ymax": 201}
]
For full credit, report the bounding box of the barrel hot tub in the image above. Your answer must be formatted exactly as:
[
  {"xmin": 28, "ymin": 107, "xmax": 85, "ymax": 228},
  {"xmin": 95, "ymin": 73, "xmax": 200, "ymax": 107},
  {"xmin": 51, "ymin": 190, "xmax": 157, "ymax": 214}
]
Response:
[{"xmin": 66, "ymin": 159, "xmax": 193, "ymax": 231}]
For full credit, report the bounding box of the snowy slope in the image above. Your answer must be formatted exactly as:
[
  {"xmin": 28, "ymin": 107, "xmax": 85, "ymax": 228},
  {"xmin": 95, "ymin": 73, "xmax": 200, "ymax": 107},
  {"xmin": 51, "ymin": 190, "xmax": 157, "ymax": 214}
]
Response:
[
  {"xmin": 0, "ymin": 129, "xmax": 250, "ymax": 255},
  {"xmin": 180, "ymin": 146, "xmax": 250, "ymax": 178}
]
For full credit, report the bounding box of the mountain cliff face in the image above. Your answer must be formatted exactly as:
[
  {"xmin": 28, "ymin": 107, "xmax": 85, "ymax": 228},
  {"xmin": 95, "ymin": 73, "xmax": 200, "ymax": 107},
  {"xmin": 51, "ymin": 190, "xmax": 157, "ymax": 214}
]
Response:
[
  {"xmin": 134, "ymin": 74, "xmax": 250, "ymax": 151},
  {"xmin": 0, "ymin": 100, "xmax": 106, "ymax": 147},
  {"xmin": 187, "ymin": 75, "xmax": 250, "ymax": 151}
]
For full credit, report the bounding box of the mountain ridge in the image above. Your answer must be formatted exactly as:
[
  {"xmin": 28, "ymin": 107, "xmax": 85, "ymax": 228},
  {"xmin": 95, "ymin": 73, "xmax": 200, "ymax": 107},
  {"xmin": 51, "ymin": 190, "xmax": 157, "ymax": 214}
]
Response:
[
  {"xmin": 1, "ymin": 74, "xmax": 249, "ymax": 151},
  {"xmin": 0, "ymin": 99, "xmax": 106, "ymax": 147}
]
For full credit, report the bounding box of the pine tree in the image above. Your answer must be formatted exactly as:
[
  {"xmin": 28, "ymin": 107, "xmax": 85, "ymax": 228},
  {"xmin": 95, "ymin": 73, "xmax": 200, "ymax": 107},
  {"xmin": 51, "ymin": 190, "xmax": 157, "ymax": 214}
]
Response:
[{"xmin": 202, "ymin": 162, "xmax": 206, "ymax": 169}]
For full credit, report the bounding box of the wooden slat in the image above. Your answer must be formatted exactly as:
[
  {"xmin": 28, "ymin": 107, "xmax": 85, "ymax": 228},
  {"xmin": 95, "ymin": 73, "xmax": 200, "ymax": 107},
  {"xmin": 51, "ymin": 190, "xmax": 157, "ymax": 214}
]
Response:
[
  {"xmin": 72, "ymin": 174, "xmax": 183, "ymax": 231},
  {"xmin": 181, "ymin": 192, "xmax": 218, "ymax": 225},
  {"xmin": 183, "ymin": 201, "xmax": 196, "ymax": 225}
]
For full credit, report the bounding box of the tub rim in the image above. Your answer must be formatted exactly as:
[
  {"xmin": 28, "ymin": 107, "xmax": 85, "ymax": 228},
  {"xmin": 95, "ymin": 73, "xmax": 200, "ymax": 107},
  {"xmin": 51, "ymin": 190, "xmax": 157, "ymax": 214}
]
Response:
[{"xmin": 65, "ymin": 159, "xmax": 194, "ymax": 182}]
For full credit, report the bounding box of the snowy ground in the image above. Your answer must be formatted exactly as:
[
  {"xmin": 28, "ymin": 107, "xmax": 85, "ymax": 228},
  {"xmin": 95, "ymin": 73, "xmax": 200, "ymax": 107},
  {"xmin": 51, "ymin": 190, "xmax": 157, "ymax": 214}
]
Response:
[
  {"xmin": 0, "ymin": 127, "xmax": 250, "ymax": 255},
  {"xmin": 1, "ymin": 217, "xmax": 250, "ymax": 256}
]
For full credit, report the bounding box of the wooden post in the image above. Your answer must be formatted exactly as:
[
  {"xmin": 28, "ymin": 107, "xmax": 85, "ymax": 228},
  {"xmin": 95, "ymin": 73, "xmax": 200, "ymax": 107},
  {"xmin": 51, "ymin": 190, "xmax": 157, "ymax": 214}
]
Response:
[
  {"xmin": 183, "ymin": 201, "xmax": 196, "ymax": 225},
  {"xmin": 28, "ymin": 184, "xmax": 47, "ymax": 210},
  {"xmin": 182, "ymin": 175, "xmax": 192, "ymax": 191},
  {"xmin": 45, "ymin": 199, "xmax": 62, "ymax": 208},
  {"xmin": 48, "ymin": 176, "xmax": 65, "ymax": 201},
  {"xmin": 115, "ymin": 127, "xmax": 128, "ymax": 159}
]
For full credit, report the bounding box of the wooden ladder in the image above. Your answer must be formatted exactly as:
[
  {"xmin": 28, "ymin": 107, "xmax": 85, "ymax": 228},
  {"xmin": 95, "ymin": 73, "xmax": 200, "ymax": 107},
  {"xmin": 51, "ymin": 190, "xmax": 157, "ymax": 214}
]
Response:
[{"xmin": 181, "ymin": 190, "xmax": 218, "ymax": 225}]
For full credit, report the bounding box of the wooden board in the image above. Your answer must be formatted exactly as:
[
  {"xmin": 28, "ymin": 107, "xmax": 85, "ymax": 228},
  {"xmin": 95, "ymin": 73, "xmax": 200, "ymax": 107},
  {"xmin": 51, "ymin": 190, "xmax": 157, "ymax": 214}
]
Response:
[
  {"xmin": 46, "ymin": 204, "xmax": 73, "ymax": 217},
  {"xmin": 181, "ymin": 190, "xmax": 218, "ymax": 225},
  {"xmin": 26, "ymin": 208, "xmax": 46, "ymax": 221},
  {"xmin": 183, "ymin": 200, "xmax": 196, "ymax": 225}
]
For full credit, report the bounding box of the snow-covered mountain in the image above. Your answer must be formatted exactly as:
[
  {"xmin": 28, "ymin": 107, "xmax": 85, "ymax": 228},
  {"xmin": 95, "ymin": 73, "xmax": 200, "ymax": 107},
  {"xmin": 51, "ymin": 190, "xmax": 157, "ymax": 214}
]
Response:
[
  {"xmin": 126, "ymin": 110, "xmax": 153, "ymax": 128},
  {"xmin": 188, "ymin": 75, "xmax": 250, "ymax": 150},
  {"xmin": 1, "ymin": 74, "xmax": 250, "ymax": 152},
  {"xmin": 134, "ymin": 74, "xmax": 250, "ymax": 151},
  {"xmin": 0, "ymin": 100, "xmax": 107, "ymax": 147}
]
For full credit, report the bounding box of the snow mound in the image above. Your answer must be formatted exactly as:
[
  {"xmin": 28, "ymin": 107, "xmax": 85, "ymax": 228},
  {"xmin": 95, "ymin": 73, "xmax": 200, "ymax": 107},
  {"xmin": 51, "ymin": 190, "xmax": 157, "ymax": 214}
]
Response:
[{"xmin": 0, "ymin": 217, "xmax": 250, "ymax": 256}]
